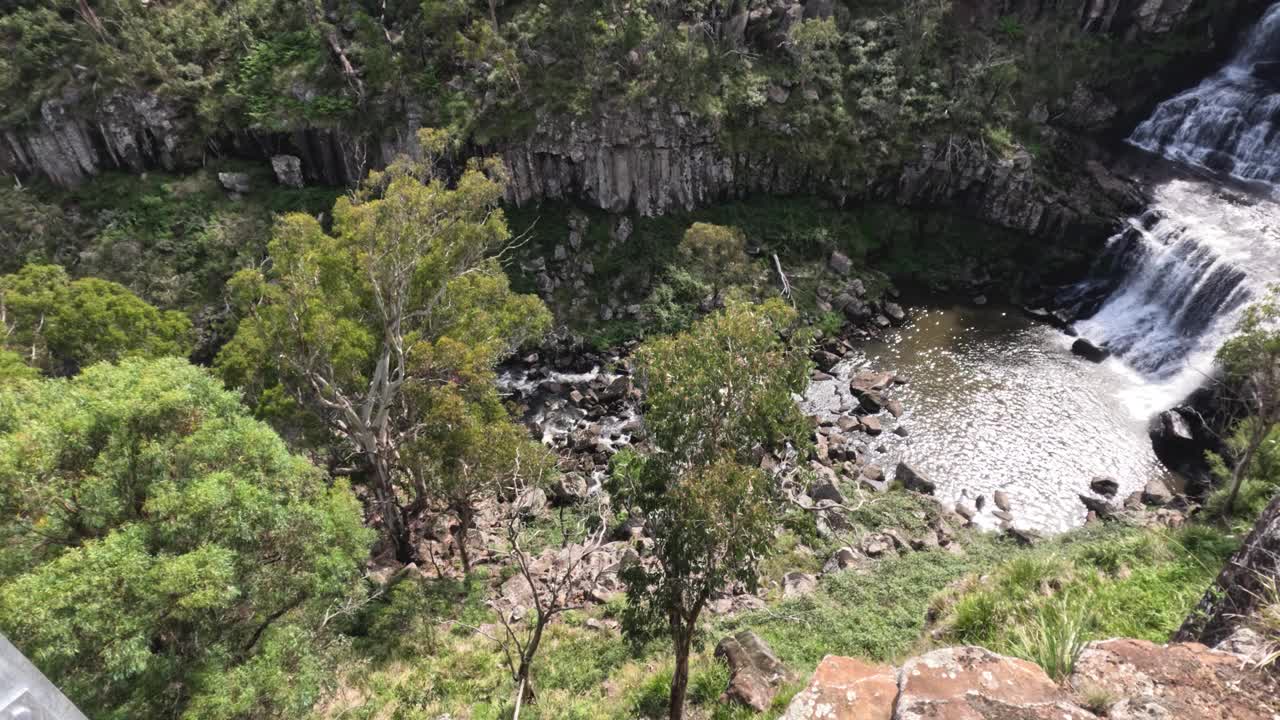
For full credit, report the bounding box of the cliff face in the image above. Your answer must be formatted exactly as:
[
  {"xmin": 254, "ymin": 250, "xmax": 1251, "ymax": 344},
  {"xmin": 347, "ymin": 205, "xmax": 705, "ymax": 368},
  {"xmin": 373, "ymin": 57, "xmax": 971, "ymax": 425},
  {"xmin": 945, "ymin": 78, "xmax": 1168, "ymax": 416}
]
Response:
[
  {"xmin": 0, "ymin": 0, "xmax": 1266, "ymax": 239},
  {"xmin": 1178, "ymin": 492, "xmax": 1280, "ymax": 646}
]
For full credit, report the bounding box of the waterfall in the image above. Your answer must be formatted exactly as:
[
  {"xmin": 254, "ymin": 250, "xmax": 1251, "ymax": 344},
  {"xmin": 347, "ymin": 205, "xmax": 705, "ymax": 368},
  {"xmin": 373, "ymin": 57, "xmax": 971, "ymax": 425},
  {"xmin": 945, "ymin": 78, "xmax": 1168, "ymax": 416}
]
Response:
[
  {"xmin": 1130, "ymin": 4, "xmax": 1280, "ymax": 185},
  {"xmin": 1064, "ymin": 5, "xmax": 1280, "ymax": 394},
  {"xmin": 1064, "ymin": 179, "xmax": 1273, "ymax": 382}
]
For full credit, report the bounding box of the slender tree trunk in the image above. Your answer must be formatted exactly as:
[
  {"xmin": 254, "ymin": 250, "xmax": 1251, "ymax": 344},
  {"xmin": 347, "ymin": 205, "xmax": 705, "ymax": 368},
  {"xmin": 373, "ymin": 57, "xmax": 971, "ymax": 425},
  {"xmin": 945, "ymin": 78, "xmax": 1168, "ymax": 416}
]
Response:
[
  {"xmin": 454, "ymin": 505, "xmax": 474, "ymax": 575},
  {"xmin": 668, "ymin": 621, "xmax": 692, "ymax": 720},
  {"xmin": 371, "ymin": 457, "xmax": 412, "ymax": 562}
]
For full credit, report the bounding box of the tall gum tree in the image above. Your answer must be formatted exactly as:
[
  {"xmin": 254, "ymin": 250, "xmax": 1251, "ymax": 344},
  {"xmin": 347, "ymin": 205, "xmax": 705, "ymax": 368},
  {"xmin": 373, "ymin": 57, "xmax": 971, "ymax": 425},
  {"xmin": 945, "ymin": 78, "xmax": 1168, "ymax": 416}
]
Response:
[{"xmin": 218, "ymin": 130, "xmax": 551, "ymax": 561}]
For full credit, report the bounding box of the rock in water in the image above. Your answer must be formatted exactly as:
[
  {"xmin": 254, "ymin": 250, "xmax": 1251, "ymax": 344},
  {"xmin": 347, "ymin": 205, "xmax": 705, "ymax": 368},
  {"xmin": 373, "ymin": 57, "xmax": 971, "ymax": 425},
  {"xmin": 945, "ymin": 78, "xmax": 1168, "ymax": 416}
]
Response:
[
  {"xmin": 1071, "ymin": 337, "xmax": 1111, "ymax": 362},
  {"xmin": 1090, "ymin": 476, "xmax": 1120, "ymax": 497},
  {"xmin": 993, "ymin": 490, "xmax": 1012, "ymax": 511},
  {"xmin": 896, "ymin": 461, "xmax": 935, "ymax": 495}
]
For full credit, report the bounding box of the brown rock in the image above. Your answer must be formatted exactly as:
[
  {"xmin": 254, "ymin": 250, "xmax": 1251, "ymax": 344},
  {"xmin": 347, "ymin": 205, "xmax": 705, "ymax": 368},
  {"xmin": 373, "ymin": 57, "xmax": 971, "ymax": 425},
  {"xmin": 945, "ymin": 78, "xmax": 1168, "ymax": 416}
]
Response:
[
  {"xmin": 780, "ymin": 655, "xmax": 896, "ymax": 720},
  {"xmin": 860, "ymin": 416, "xmax": 883, "ymax": 436},
  {"xmin": 1068, "ymin": 638, "xmax": 1280, "ymax": 720},
  {"xmin": 897, "ymin": 646, "xmax": 1097, "ymax": 720}
]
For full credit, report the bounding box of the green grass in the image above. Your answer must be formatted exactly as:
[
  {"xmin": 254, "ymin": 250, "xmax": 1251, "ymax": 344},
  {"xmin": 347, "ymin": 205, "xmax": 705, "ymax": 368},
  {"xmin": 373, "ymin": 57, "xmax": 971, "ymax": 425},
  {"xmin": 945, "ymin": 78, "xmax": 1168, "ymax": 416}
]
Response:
[{"xmin": 934, "ymin": 523, "xmax": 1238, "ymax": 673}]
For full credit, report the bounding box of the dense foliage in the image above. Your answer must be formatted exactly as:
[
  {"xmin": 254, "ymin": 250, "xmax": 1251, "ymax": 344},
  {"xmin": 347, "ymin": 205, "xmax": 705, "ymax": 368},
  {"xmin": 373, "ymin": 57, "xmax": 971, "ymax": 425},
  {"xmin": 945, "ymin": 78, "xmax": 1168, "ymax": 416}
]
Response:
[
  {"xmin": 217, "ymin": 132, "xmax": 552, "ymax": 560},
  {"xmin": 0, "ymin": 358, "xmax": 373, "ymax": 719},
  {"xmin": 0, "ymin": 263, "xmax": 193, "ymax": 375}
]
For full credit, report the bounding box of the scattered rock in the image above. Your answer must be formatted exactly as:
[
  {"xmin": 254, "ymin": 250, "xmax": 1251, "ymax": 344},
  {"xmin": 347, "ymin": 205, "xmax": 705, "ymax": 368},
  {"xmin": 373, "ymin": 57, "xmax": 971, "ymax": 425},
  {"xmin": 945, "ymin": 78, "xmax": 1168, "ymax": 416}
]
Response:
[
  {"xmin": 891, "ymin": 425, "xmax": 909, "ymax": 437},
  {"xmin": 715, "ymin": 631, "xmax": 793, "ymax": 712},
  {"xmin": 1141, "ymin": 477, "xmax": 1174, "ymax": 506},
  {"xmin": 883, "ymin": 302, "xmax": 906, "ymax": 324},
  {"xmin": 808, "ymin": 473, "xmax": 846, "ymax": 505},
  {"xmin": 823, "ymin": 546, "xmax": 861, "ymax": 574},
  {"xmin": 217, "ymin": 171, "xmax": 251, "ymax": 194},
  {"xmin": 1071, "ymin": 337, "xmax": 1111, "ymax": 363},
  {"xmin": 896, "ymin": 462, "xmax": 936, "ymax": 494},
  {"xmin": 780, "ymin": 655, "xmax": 897, "ymax": 720},
  {"xmin": 828, "ymin": 250, "xmax": 852, "ymax": 276},
  {"xmin": 860, "ymin": 533, "xmax": 893, "ymax": 558},
  {"xmin": 549, "ymin": 474, "xmax": 589, "ymax": 504},
  {"xmin": 860, "ymin": 416, "xmax": 883, "ymax": 436},
  {"xmin": 513, "ymin": 487, "xmax": 548, "ymax": 518},
  {"xmin": 1090, "ymin": 476, "xmax": 1120, "ymax": 497},
  {"xmin": 782, "ymin": 571, "xmax": 818, "ymax": 599},
  {"xmin": 1079, "ymin": 493, "xmax": 1115, "ymax": 518},
  {"xmin": 993, "ymin": 490, "xmax": 1012, "ymax": 512}
]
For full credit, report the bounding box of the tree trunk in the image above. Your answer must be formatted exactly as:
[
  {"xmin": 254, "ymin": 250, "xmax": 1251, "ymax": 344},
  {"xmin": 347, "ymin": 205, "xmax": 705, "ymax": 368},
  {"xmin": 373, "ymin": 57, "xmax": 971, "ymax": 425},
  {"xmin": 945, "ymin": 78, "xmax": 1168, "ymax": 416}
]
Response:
[
  {"xmin": 668, "ymin": 624, "xmax": 692, "ymax": 720},
  {"xmin": 371, "ymin": 458, "xmax": 412, "ymax": 562},
  {"xmin": 454, "ymin": 506, "xmax": 474, "ymax": 575}
]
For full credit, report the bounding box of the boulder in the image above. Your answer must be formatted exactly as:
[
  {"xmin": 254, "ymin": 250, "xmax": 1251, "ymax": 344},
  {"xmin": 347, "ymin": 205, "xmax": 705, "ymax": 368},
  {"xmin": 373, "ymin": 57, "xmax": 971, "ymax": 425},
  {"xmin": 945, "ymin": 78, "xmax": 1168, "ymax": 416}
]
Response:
[
  {"xmin": 896, "ymin": 462, "xmax": 935, "ymax": 495},
  {"xmin": 828, "ymin": 250, "xmax": 852, "ymax": 276},
  {"xmin": 715, "ymin": 631, "xmax": 793, "ymax": 712},
  {"xmin": 217, "ymin": 171, "xmax": 252, "ymax": 194},
  {"xmin": 270, "ymin": 154, "xmax": 304, "ymax": 188},
  {"xmin": 1071, "ymin": 337, "xmax": 1111, "ymax": 363},
  {"xmin": 1079, "ymin": 493, "xmax": 1115, "ymax": 518},
  {"xmin": 859, "ymin": 416, "xmax": 883, "ymax": 436},
  {"xmin": 782, "ymin": 571, "xmax": 818, "ymax": 599},
  {"xmin": 993, "ymin": 490, "xmax": 1012, "ymax": 512},
  {"xmin": 549, "ymin": 474, "xmax": 589, "ymax": 504},
  {"xmin": 1141, "ymin": 477, "xmax": 1174, "ymax": 506},
  {"xmin": 883, "ymin": 302, "xmax": 906, "ymax": 324},
  {"xmin": 517, "ymin": 489, "xmax": 549, "ymax": 521},
  {"xmin": 808, "ymin": 473, "xmax": 846, "ymax": 505},
  {"xmin": 885, "ymin": 398, "xmax": 905, "ymax": 418},
  {"xmin": 1069, "ymin": 638, "xmax": 1279, "ymax": 720},
  {"xmin": 1090, "ymin": 476, "xmax": 1120, "ymax": 497},
  {"xmin": 823, "ymin": 546, "xmax": 861, "ymax": 574},
  {"xmin": 897, "ymin": 646, "xmax": 1097, "ymax": 720},
  {"xmin": 780, "ymin": 655, "xmax": 897, "ymax": 720}
]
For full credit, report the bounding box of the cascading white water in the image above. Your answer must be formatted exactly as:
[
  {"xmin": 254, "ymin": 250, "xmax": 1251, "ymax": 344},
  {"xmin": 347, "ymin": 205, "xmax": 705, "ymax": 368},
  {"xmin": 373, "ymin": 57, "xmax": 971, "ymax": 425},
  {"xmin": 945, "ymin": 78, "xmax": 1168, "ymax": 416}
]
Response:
[
  {"xmin": 1070, "ymin": 179, "xmax": 1279, "ymax": 399},
  {"xmin": 1130, "ymin": 3, "xmax": 1280, "ymax": 184},
  {"xmin": 1069, "ymin": 3, "xmax": 1280, "ymax": 406}
]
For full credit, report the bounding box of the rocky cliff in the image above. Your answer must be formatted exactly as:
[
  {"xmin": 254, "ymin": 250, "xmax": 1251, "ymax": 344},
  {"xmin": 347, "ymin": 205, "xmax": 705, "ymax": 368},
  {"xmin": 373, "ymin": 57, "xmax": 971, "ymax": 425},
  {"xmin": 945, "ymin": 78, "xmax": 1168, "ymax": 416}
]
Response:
[{"xmin": 0, "ymin": 0, "xmax": 1267, "ymax": 239}]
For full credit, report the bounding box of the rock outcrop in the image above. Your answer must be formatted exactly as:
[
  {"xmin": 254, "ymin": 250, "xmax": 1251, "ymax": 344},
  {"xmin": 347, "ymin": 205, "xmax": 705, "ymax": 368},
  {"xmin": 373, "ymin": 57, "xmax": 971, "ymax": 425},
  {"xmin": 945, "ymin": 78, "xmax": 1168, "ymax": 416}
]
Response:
[
  {"xmin": 781, "ymin": 639, "xmax": 1280, "ymax": 720},
  {"xmin": 1069, "ymin": 638, "xmax": 1280, "ymax": 719}
]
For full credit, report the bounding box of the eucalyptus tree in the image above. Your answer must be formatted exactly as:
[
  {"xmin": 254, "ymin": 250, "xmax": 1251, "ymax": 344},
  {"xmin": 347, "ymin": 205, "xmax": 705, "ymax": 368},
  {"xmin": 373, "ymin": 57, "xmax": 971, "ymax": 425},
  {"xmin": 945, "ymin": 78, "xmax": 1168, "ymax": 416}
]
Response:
[
  {"xmin": 613, "ymin": 299, "xmax": 811, "ymax": 720},
  {"xmin": 218, "ymin": 130, "xmax": 551, "ymax": 561}
]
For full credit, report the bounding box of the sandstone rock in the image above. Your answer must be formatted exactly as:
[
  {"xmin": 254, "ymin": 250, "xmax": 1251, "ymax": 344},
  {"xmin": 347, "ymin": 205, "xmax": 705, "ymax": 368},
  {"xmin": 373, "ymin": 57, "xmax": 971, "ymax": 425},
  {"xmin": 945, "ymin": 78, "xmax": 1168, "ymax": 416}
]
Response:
[
  {"xmin": 1213, "ymin": 627, "xmax": 1271, "ymax": 666},
  {"xmin": 270, "ymin": 154, "xmax": 304, "ymax": 188},
  {"xmin": 549, "ymin": 473, "xmax": 589, "ymax": 504},
  {"xmin": 513, "ymin": 487, "xmax": 548, "ymax": 518},
  {"xmin": 859, "ymin": 416, "xmax": 883, "ymax": 436},
  {"xmin": 808, "ymin": 474, "xmax": 846, "ymax": 505},
  {"xmin": 897, "ymin": 646, "xmax": 1097, "ymax": 720},
  {"xmin": 780, "ymin": 655, "xmax": 896, "ymax": 720},
  {"xmin": 860, "ymin": 533, "xmax": 892, "ymax": 558},
  {"xmin": 715, "ymin": 631, "xmax": 792, "ymax": 712},
  {"xmin": 1069, "ymin": 638, "xmax": 1279, "ymax": 720},
  {"xmin": 885, "ymin": 398, "xmax": 904, "ymax": 418},
  {"xmin": 896, "ymin": 462, "xmax": 935, "ymax": 495}
]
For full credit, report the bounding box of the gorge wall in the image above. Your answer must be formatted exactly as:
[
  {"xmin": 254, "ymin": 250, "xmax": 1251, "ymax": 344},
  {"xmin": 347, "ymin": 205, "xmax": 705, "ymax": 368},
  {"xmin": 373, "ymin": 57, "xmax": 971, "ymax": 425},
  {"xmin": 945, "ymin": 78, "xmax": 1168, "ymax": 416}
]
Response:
[{"xmin": 0, "ymin": 0, "xmax": 1269, "ymax": 245}]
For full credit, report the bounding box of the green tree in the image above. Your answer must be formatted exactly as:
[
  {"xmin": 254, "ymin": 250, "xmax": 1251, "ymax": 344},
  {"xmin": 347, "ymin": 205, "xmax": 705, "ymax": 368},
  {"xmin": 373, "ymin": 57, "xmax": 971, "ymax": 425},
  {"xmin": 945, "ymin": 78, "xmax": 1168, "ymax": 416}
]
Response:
[
  {"xmin": 0, "ymin": 263, "xmax": 192, "ymax": 375},
  {"xmin": 676, "ymin": 222, "xmax": 752, "ymax": 302},
  {"xmin": 0, "ymin": 358, "xmax": 372, "ymax": 720},
  {"xmin": 1213, "ymin": 286, "xmax": 1280, "ymax": 517},
  {"xmin": 613, "ymin": 299, "xmax": 811, "ymax": 720},
  {"xmin": 217, "ymin": 131, "xmax": 551, "ymax": 561}
]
